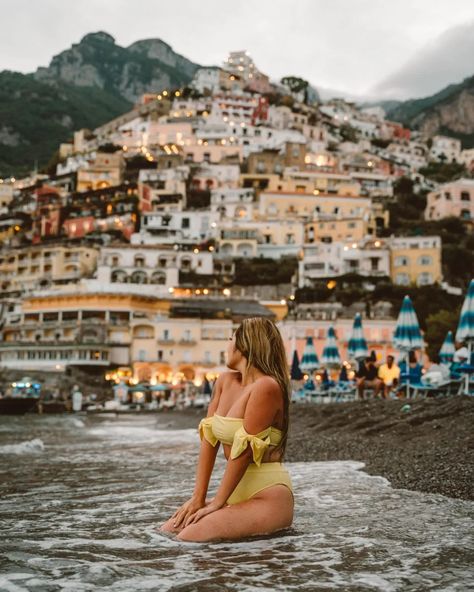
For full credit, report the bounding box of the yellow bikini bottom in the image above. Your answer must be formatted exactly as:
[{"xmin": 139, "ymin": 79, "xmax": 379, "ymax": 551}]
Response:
[{"xmin": 226, "ymin": 462, "xmax": 293, "ymax": 505}]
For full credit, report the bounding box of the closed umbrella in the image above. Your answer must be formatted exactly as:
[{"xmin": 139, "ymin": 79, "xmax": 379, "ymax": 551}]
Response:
[
  {"xmin": 393, "ymin": 295, "xmax": 423, "ymax": 395},
  {"xmin": 321, "ymin": 326, "xmax": 341, "ymax": 366},
  {"xmin": 455, "ymin": 279, "xmax": 474, "ymax": 394},
  {"xmin": 455, "ymin": 279, "xmax": 474, "ymax": 345},
  {"xmin": 439, "ymin": 331, "xmax": 455, "ymax": 365},
  {"xmin": 348, "ymin": 313, "xmax": 369, "ymax": 361},
  {"xmin": 290, "ymin": 350, "xmax": 304, "ymax": 381},
  {"xmin": 393, "ymin": 295, "xmax": 424, "ymax": 352},
  {"xmin": 300, "ymin": 336, "xmax": 319, "ymax": 373}
]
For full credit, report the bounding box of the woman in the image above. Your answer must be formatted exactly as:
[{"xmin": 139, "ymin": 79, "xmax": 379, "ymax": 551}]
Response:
[{"xmin": 159, "ymin": 317, "xmax": 294, "ymax": 542}]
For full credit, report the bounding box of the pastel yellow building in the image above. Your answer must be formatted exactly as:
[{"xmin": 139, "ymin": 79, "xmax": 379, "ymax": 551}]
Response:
[
  {"xmin": 390, "ymin": 236, "xmax": 442, "ymax": 286},
  {"xmin": 305, "ymin": 217, "xmax": 367, "ymax": 243},
  {"xmin": 258, "ymin": 191, "xmax": 371, "ymax": 220},
  {"xmin": 269, "ymin": 171, "xmax": 360, "ymax": 196},
  {"xmin": 0, "ymin": 293, "xmax": 169, "ymax": 371},
  {"xmin": 0, "ymin": 245, "xmax": 98, "ymax": 294}
]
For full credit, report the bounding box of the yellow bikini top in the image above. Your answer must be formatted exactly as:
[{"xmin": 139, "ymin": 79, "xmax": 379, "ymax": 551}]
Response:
[{"xmin": 198, "ymin": 414, "xmax": 283, "ymax": 467}]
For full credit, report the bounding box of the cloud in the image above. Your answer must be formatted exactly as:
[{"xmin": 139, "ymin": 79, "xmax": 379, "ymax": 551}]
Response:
[{"xmin": 371, "ymin": 21, "xmax": 474, "ymax": 100}]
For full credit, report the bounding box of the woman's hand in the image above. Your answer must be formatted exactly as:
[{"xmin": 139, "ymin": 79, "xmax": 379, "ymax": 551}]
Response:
[
  {"xmin": 183, "ymin": 499, "xmax": 225, "ymax": 527},
  {"xmin": 172, "ymin": 496, "xmax": 207, "ymax": 528}
]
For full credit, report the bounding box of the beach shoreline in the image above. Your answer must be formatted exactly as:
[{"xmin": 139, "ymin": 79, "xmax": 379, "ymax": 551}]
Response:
[{"xmin": 157, "ymin": 397, "xmax": 474, "ymax": 501}]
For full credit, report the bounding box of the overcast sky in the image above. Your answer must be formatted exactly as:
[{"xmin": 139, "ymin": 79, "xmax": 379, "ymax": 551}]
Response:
[{"xmin": 2, "ymin": 0, "xmax": 473, "ymax": 99}]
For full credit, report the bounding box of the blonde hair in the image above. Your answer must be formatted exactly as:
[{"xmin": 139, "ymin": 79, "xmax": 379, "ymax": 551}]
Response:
[{"xmin": 234, "ymin": 317, "xmax": 291, "ymax": 459}]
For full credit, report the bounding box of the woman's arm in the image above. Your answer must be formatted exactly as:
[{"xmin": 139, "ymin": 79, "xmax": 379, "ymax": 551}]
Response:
[{"xmin": 173, "ymin": 375, "xmax": 225, "ymax": 527}]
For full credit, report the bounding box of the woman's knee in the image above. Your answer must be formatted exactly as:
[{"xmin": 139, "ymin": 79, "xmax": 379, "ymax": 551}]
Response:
[
  {"xmin": 176, "ymin": 524, "xmax": 209, "ymax": 542},
  {"xmin": 158, "ymin": 517, "xmax": 182, "ymax": 534}
]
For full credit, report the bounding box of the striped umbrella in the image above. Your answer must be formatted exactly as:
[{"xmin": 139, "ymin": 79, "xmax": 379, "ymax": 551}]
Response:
[
  {"xmin": 300, "ymin": 336, "xmax": 319, "ymax": 372},
  {"xmin": 455, "ymin": 279, "xmax": 474, "ymax": 345},
  {"xmin": 290, "ymin": 350, "xmax": 304, "ymax": 381},
  {"xmin": 439, "ymin": 331, "xmax": 455, "ymax": 365},
  {"xmin": 393, "ymin": 295, "xmax": 424, "ymax": 352},
  {"xmin": 455, "ymin": 279, "xmax": 474, "ymax": 394},
  {"xmin": 348, "ymin": 313, "xmax": 369, "ymax": 361},
  {"xmin": 321, "ymin": 326, "xmax": 342, "ymax": 366}
]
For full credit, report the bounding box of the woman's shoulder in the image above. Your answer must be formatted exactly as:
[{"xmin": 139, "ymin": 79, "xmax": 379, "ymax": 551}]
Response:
[
  {"xmin": 216, "ymin": 370, "xmax": 241, "ymax": 386},
  {"xmin": 250, "ymin": 375, "xmax": 283, "ymax": 399}
]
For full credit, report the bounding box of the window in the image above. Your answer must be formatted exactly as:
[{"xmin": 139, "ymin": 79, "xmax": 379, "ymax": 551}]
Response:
[
  {"xmin": 395, "ymin": 273, "xmax": 410, "ymax": 285},
  {"xmin": 138, "ymin": 350, "xmax": 146, "ymax": 361},
  {"xmin": 418, "ymin": 255, "xmax": 432, "ymax": 265},
  {"xmin": 444, "ymin": 192, "xmax": 452, "ymax": 200},
  {"xmin": 461, "ymin": 191, "xmax": 470, "ymax": 201},
  {"xmin": 219, "ymin": 351, "xmax": 226, "ymax": 364},
  {"xmin": 163, "ymin": 329, "xmax": 170, "ymax": 340},
  {"xmin": 417, "ymin": 272, "xmax": 433, "ymax": 286},
  {"xmin": 370, "ymin": 257, "xmax": 380, "ymax": 271},
  {"xmin": 395, "ymin": 256, "xmax": 409, "ymax": 267},
  {"xmin": 157, "ymin": 350, "xmax": 163, "ymax": 361},
  {"xmin": 204, "ymin": 351, "xmax": 211, "ymax": 363},
  {"xmin": 182, "ymin": 218, "xmax": 190, "ymax": 229},
  {"xmin": 461, "ymin": 209, "xmax": 471, "ymax": 219}
]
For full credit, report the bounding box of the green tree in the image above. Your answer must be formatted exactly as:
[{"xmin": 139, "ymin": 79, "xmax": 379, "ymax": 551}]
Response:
[
  {"xmin": 424, "ymin": 309, "xmax": 460, "ymax": 360},
  {"xmin": 281, "ymin": 76, "xmax": 309, "ymax": 103}
]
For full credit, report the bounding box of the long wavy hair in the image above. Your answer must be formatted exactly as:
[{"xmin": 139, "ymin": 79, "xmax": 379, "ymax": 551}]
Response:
[{"xmin": 234, "ymin": 317, "xmax": 291, "ymax": 459}]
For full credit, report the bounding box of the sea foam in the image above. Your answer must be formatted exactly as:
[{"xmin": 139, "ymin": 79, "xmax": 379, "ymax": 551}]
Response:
[{"xmin": 0, "ymin": 438, "xmax": 45, "ymax": 454}]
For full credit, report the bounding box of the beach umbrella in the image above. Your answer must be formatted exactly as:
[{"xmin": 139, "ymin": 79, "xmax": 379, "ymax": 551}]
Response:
[
  {"xmin": 321, "ymin": 326, "xmax": 342, "ymax": 366},
  {"xmin": 455, "ymin": 279, "xmax": 474, "ymax": 345},
  {"xmin": 339, "ymin": 365, "xmax": 349, "ymax": 382},
  {"xmin": 455, "ymin": 279, "xmax": 474, "ymax": 394},
  {"xmin": 202, "ymin": 378, "xmax": 212, "ymax": 395},
  {"xmin": 439, "ymin": 331, "xmax": 455, "ymax": 365},
  {"xmin": 290, "ymin": 350, "xmax": 304, "ymax": 381},
  {"xmin": 300, "ymin": 336, "xmax": 319, "ymax": 372},
  {"xmin": 347, "ymin": 313, "xmax": 369, "ymax": 361},
  {"xmin": 393, "ymin": 295, "xmax": 424, "ymax": 352}
]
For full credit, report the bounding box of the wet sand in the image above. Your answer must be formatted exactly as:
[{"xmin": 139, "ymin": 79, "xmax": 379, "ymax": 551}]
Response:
[{"xmin": 158, "ymin": 396, "xmax": 474, "ymax": 501}]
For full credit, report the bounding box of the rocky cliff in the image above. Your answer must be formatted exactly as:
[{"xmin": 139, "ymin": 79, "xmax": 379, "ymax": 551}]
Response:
[
  {"xmin": 34, "ymin": 31, "xmax": 199, "ymax": 103},
  {"xmin": 387, "ymin": 75, "xmax": 474, "ymax": 147},
  {"xmin": 0, "ymin": 32, "xmax": 200, "ymax": 176}
]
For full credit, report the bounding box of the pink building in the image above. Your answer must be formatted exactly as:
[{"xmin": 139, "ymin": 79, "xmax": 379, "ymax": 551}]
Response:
[{"xmin": 425, "ymin": 178, "xmax": 474, "ymax": 221}]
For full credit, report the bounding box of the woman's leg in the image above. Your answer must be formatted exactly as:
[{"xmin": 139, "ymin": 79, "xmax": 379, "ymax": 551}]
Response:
[
  {"xmin": 158, "ymin": 497, "xmax": 214, "ymax": 534},
  {"xmin": 176, "ymin": 485, "xmax": 294, "ymax": 542}
]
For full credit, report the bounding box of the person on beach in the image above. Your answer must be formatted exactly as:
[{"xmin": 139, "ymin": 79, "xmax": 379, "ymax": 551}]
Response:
[
  {"xmin": 356, "ymin": 356, "xmax": 382, "ymax": 399},
  {"xmin": 399, "ymin": 350, "xmax": 423, "ymax": 383},
  {"xmin": 377, "ymin": 355, "xmax": 400, "ymax": 398},
  {"xmin": 158, "ymin": 317, "xmax": 294, "ymax": 542}
]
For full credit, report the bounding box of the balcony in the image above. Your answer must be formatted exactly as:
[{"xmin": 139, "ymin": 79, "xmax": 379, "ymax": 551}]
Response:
[
  {"xmin": 157, "ymin": 338, "xmax": 175, "ymax": 345},
  {"xmin": 179, "ymin": 338, "xmax": 197, "ymax": 345}
]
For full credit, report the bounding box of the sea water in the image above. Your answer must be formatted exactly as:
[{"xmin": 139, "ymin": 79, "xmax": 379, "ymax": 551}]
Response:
[{"xmin": 0, "ymin": 414, "xmax": 472, "ymax": 592}]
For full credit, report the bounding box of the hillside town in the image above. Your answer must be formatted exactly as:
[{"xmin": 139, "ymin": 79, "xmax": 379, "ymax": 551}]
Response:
[{"xmin": 0, "ymin": 50, "xmax": 473, "ymax": 399}]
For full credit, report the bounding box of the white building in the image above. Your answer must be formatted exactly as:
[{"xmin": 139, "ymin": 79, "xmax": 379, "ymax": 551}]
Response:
[
  {"xmin": 298, "ymin": 239, "xmax": 390, "ymax": 286},
  {"xmin": 134, "ymin": 210, "xmax": 219, "ymax": 245},
  {"xmin": 430, "ymin": 136, "xmax": 462, "ymax": 163},
  {"xmin": 210, "ymin": 188, "xmax": 255, "ymax": 220}
]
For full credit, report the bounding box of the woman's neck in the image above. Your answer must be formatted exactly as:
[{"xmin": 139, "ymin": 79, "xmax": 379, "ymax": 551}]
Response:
[{"xmin": 237, "ymin": 365, "xmax": 266, "ymax": 387}]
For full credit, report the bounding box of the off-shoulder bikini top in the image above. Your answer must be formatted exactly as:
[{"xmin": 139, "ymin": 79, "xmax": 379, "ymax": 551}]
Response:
[{"xmin": 198, "ymin": 414, "xmax": 282, "ymax": 467}]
